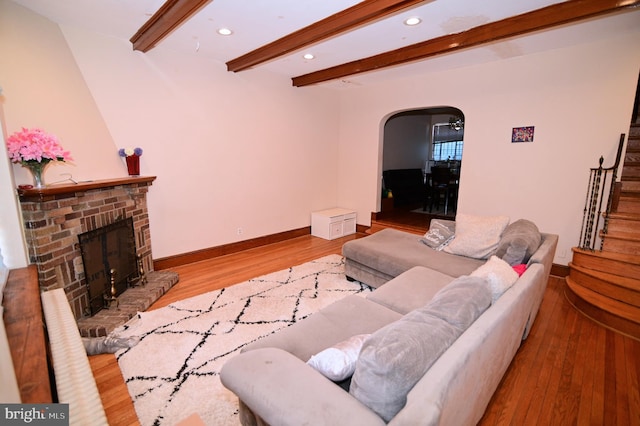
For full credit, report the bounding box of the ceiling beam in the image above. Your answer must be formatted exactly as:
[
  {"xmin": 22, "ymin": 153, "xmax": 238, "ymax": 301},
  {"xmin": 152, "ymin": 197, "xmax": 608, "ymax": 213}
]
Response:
[
  {"xmin": 226, "ymin": 0, "xmax": 427, "ymax": 72},
  {"xmin": 130, "ymin": 0, "xmax": 212, "ymax": 52},
  {"xmin": 292, "ymin": 0, "xmax": 640, "ymax": 87}
]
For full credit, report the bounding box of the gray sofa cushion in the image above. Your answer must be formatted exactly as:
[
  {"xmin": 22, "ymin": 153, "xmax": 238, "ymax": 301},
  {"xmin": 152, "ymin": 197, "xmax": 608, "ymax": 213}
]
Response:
[
  {"xmin": 366, "ymin": 266, "xmax": 455, "ymax": 315},
  {"xmin": 495, "ymin": 219, "xmax": 542, "ymax": 266},
  {"xmin": 427, "ymin": 275, "xmax": 493, "ymax": 329},
  {"xmin": 342, "ymin": 228, "xmax": 485, "ymax": 283},
  {"xmin": 349, "ymin": 276, "xmax": 492, "ymax": 422},
  {"xmin": 242, "ymin": 295, "xmax": 402, "ymax": 362}
]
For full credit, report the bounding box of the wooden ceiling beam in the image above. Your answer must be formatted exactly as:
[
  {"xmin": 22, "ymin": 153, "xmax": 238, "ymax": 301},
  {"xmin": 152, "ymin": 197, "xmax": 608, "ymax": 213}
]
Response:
[
  {"xmin": 130, "ymin": 0, "xmax": 212, "ymax": 52},
  {"xmin": 292, "ymin": 0, "xmax": 640, "ymax": 87},
  {"xmin": 226, "ymin": 0, "xmax": 427, "ymax": 72}
]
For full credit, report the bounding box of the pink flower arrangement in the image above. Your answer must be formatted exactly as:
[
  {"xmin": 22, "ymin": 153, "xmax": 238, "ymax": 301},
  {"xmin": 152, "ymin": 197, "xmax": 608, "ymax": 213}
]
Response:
[{"xmin": 6, "ymin": 127, "xmax": 72, "ymax": 165}]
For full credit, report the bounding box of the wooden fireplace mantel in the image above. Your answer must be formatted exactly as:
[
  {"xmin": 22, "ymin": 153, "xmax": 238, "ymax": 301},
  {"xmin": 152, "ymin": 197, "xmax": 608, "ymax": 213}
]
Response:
[{"xmin": 17, "ymin": 176, "xmax": 157, "ymax": 201}]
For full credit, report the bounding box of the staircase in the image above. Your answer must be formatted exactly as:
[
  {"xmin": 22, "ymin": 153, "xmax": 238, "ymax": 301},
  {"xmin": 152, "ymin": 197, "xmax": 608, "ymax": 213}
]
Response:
[{"xmin": 566, "ymin": 119, "xmax": 640, "ymax": 340}]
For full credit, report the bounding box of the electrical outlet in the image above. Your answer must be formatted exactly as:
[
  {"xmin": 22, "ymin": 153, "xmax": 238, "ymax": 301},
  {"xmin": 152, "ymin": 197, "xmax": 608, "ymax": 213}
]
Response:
[{"xmin": 237, "ymin": 227, "xmax": 243, "ymax": 235}]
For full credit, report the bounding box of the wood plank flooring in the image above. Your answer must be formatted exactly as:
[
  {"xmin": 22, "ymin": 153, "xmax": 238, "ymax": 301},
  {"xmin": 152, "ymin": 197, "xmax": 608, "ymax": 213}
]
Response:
[{"xmin": 89, "ymin": 232, "xmax": 640, "ymax": 425}]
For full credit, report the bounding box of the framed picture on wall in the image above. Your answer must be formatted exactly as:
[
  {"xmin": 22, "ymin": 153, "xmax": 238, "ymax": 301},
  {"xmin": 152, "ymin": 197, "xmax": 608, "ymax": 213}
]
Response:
[{"xmin": 512, "ymin": 126, "xmax": 535, "ymax": 143}]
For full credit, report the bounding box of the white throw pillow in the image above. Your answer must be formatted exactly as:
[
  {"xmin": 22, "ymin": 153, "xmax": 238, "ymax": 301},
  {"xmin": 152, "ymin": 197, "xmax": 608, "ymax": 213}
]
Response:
[
  {"xmin": 470, "ymin": 255, "xmax": 519, "ymax": 302},
  {"xmin": 306, "ymin": 334, "xmax": 370, "ymax": 381},
  {"xmin": 444, "ymin": 213, "xmax": 510, "ymax": 259}
]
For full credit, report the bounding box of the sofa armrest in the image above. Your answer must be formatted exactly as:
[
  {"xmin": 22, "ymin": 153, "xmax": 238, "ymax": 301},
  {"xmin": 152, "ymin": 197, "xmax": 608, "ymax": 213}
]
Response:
[{"xmin": 220, "ymin": 348, "xmax": 385, "ymax": 426}]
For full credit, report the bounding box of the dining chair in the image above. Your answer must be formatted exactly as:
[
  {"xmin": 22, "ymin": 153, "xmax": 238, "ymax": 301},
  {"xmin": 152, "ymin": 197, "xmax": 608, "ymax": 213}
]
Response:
[{"xmin": 430, "ymin": 166, "xmax": 457, "ymax": 214}]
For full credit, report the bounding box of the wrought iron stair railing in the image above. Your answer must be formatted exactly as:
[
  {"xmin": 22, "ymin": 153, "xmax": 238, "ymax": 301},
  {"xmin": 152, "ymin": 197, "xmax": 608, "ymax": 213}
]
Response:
[{"xmin": 578, "ymin": 134, "xmax": 625, "ymax": 251}]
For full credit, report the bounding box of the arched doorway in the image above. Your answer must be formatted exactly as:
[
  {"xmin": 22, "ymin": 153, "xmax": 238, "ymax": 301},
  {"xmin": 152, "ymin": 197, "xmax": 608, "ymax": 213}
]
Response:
[{"xmin": 379, "ymin": 106, "xmax": 464, "ymax": 229}]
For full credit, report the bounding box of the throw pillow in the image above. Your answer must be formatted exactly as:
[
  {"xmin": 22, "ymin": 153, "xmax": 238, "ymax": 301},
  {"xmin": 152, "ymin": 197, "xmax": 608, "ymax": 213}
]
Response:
[
  {"xmin": 426, "ymin": 275, "xmax": 493, "ymax": 329},
  {"xmin": 495, "ymin": 219, "xmax": 542, "ymax": 266},
  {"xmin": 349, "ymin": 277, "xmax": 491, "ymax": 422},
  {"xmin": 512, "ymin": 264, "xmax": 527, "ymax": 277},
  {"xmin": 82, "ymin": 335, "xmax": 140, "ymax": 355},
  {"xmin": 306, "ymin": 334, "xmax": 370, "ymax": 382},
  {"xmin": 420, "ymin": 219, "xmax": 455, "ymax": 250},
  {"xmin": 443, "ymin": 213, "xmax": 510, "ymax": 259},
  {"xmin": 470, "ymin": 255, "xmax": 519, "ymax": 303}
]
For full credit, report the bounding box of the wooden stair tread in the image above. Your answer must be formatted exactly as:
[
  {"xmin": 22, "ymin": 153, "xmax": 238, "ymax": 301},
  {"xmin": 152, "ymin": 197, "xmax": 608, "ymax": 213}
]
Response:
[
  {"xmin": 616, "ymin": 202, "xmax": 640, "ymax": 214},
  {"xmin": 620, "ymin": 186, "xmax": 640, "ymax": 193},
  {"xmin": 601, "ymin": 230, "xmax": 640, "ymax": 241},
  {"xmin": 565, "ymin": 280, "xmax": 640, "ymax": 340},
  {"xmin": 566, "ymin": 277, "xmax": 640, "ymax": 323},
  {"xmin": 619, "ymin": 188, "xmax": 640, "ymax": 194},
  {"xmin": 568, "ymin": 262, "xmax": 640, "ymax": 306},
  {"xmin": 619, "ymin": 192, "xmax": 640, "ymax": 198},
  {"xmin": 606, "ymin": 211, "xmax": 640, "ymax": 220},
  {"xmin": 605, "ymin": 212, "xmax": 640, "ymax": 233},
  {"xmin": 620, "ymin": 177, "xmax": 640, "ymax": 183},
  {"xmin": 572, "ymin": 247, "xmax": 640, "ymax": 264},
  {"xmin": 600, "ymin": 242, "xmax": 640, "ymax": 257},
  {"xmin": 569, "ymin": 262, "xmax": 640, "ymax": 292},
  {"xmin": 571, "ymin": 247, "xmax": 640, "ymax": 278}
]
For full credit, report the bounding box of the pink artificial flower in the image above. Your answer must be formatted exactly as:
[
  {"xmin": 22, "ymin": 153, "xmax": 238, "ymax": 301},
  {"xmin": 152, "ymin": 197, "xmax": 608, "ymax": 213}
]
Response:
[{"xmin": 6, "ymin": 127, "xmax": 73, "ymax": 164}]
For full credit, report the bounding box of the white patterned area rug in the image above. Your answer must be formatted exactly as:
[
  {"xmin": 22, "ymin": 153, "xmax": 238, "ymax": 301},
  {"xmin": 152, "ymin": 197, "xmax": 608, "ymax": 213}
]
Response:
[{"xmin": 114, "ymin": 254, "xmax": 371, "ymax": 425}]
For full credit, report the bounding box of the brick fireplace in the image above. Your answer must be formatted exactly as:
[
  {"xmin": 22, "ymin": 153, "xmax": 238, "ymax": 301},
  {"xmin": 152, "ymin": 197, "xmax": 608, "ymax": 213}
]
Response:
[{"xmin": 17, "ymin": 176, "xmax": 178, "ymax": 336}]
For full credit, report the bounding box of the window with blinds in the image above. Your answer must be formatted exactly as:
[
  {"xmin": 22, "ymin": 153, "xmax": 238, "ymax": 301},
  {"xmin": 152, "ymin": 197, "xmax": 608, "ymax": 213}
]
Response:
[{"xmin": 432, "ymin": 123, "xmax": 463, "ymax": 161}]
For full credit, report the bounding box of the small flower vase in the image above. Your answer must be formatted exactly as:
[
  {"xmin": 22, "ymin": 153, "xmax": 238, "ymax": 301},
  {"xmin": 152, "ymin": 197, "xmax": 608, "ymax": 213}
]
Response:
[
  {"xmin": 24, "ymin": 160, "xmax": 49, "ymax": 189},
  {"xmin": 126, "ymin": 155, "xmax": 140, "ymax": 176}
]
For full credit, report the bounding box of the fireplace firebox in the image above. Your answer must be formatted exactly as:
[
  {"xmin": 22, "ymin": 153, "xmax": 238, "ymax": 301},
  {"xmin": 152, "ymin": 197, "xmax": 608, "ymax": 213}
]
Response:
[{"xmin": 78, "ymin": 217, "xmax": 140, "ymax": 315}]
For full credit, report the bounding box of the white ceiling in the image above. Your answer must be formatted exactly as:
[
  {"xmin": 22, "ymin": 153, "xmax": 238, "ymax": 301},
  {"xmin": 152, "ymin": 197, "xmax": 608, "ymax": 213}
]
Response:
[{"xmin": 10, "ymin": 0, "xmax": 640, "ymax": 88}]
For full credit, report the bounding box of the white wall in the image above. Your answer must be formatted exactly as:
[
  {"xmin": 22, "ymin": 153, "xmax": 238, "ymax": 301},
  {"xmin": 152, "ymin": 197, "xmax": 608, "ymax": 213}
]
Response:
[
  {"xmin": 0, "ymin": 1, "xmax": 341, "ymax": 260},
  {"xmin": 0, "ymin": 1, "xmax": 124, "ymax": 184},
  {"xmin": 337, "ymin": 30, "xmax": 640, "ymax": 266}
]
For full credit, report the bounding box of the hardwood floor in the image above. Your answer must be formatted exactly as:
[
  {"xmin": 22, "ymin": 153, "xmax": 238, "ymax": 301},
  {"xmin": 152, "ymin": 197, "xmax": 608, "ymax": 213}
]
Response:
[
  {"xmin": 89, "ymin": 232, "xmax": 640, "ymax": 425},
  {"xmin": 479, "ymin": 275, "xmax": 640, "ymax": 425},
  {"xmin": 373, "ymin": 203, "xmax": 453, "ymax": 233}
]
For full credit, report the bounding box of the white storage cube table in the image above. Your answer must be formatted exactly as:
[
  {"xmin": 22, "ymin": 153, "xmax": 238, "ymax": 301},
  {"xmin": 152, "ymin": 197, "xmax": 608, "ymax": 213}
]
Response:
[{"xmin": 311, "ymin": 208, "xmax": 356, "ymax": 240}]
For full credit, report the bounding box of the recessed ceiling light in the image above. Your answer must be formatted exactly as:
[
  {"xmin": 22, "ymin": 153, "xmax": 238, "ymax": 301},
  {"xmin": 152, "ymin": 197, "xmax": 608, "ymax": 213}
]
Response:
[
  {"xmin": 303, "ymin": 53, "xmax": 315, "ymax": 60},
  {"xmin": 404, "ymin": 17, "xmax": 421, "ymax": 26},
  {"xmin": 217, "ymin": 28, "xmax": 233, "ymax": 36}
]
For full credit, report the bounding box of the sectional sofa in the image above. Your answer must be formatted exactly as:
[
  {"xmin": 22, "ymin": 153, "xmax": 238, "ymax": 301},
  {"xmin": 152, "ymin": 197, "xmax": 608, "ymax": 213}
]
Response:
[{"xmin": 221, "ymin": 215, "xmax": 558, "ymax": 425}]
